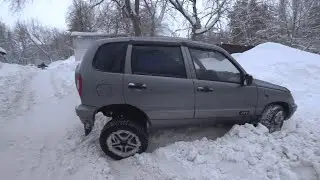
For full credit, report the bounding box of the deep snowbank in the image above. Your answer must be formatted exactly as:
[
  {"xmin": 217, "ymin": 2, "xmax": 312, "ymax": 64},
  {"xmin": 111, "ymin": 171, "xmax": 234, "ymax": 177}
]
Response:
[
  {"xmin": 237, "ymin": 42, "xmax": 320, "ymax": 116},
  {"xmin": 0, "ymin": 43, "xmax": 320, "ymax": 180},
  {"xmin": 46, "ymin": 56, "xmax": 79, "ymax": 98},
  {"xmin": 0, "ymin": 63, "xmax": 37, "ymax": 121},
  {"xmin": 115, "ymin": 42, "xmax": 320, "ymax": 180}
]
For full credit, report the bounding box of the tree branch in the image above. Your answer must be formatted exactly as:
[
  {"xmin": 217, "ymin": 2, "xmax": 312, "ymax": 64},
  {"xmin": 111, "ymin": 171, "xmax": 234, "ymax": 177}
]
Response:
[
  {"xmin": 168, "ymin": 0, "xmax": 196, "ymax": 25},
  {"xmin": 90, "ymin": 0, "xmax": 104, "ymax": 8}
]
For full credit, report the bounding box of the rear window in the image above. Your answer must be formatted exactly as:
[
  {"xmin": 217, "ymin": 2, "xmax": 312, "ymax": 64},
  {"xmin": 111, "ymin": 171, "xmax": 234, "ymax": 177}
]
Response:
[{"xmin": 92, "ymin": 42, "xmax": 128, "ymax": 73}]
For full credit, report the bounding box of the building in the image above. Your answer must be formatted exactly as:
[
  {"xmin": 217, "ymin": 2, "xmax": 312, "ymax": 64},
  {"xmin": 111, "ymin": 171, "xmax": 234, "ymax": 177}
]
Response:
[
  {"xmin": 0, "ymin": 47, "xmax": 7, "ymax": 63},
  {"xmin": 0, "ymin": 47, "xmax": 6, "ymax": 56}
]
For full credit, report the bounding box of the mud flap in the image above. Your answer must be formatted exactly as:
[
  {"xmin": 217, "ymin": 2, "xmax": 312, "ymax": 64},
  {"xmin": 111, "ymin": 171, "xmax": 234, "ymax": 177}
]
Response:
[
  {"xmin": 75, "ymin": 105, "xmax": 97, "ymax": 136},
  {"xmin": 84, "ymin": 121, "xmax": 93, "ymax": 136}
]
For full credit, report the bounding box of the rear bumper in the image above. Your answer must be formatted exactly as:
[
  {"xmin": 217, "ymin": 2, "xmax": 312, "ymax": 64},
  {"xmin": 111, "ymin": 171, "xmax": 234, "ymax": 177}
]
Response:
[
  {"xmin": 286, "ymin": 103, "xmax": 297, "ymax": 120},
  {"xmin": 75, "ymin": 104, "xmax": 97, "ymax": 125}
]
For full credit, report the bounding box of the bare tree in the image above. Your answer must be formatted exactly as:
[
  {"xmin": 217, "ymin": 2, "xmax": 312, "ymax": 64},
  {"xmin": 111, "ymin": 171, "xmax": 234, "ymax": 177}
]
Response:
[
  {"xmin": 229, "ymin": 0, "xmax": 276, "ymax": 45},
  {"xmin": 94, "ymin": 1, "xmax": 132, "ymax": 35},
  {"xmin": 50, "ymin": 29, "xmax": 73, "ymax": 60},
  {"xmin": 275, "ymin": 0, "xmax": 320, "ymax": 52},
  {"xmin": 1, "ymin": 19, "xmax": 74, "ymax": 64},
  {"xmin": 12, "ymin": 21, "xmax": 33, "ymax": 64},
  {"xmin": 141, "ymin": 0, "xmax": 168, "ymax": 36},
  {"xmin": 108, "ymin": 0, "xmax": 143, "ymax": 36},
  {"xmin": 26, "ymin": 20, "xmax": 55, "ymax": 62},
  {"xmin": 168, "ymin": 0, "xmax": 230, "ymax": 40},
  {"xmin": 67, "ymin": 0, "xmax": 96, "ymax": 32},
  {"xmin": 91, "ymin": 0, "xmax": 169, "ymax": 36},
  {"xmin": 2, "ymin": 0, "xmax": 31, "ymax": 11}
]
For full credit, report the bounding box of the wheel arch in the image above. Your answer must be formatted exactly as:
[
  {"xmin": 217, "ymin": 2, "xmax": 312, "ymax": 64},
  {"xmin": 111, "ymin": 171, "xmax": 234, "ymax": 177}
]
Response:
[
  {"xmin": 96, "ymin": 104, "xmax": 151, "ymax": 129},
  {"xmin": 266, "ymin": 101, "xmax": 290, "ymax": 119}
]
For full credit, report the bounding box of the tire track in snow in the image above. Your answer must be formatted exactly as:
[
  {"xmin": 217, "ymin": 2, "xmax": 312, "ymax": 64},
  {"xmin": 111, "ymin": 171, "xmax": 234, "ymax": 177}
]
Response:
[
  {"xmin": 0, "ymin": 65, "xmax": 114, "ymax": 180},
  {"xmin": 0, "ymin": 66, "xmax": 37, "ymax": 122},
  {"xmin": 0, "ymin": 70, "xmax": 76, "ymax": 180},
  {"xmin": 50, "ymin": 70, "xmax": 65, "ymax": 99}
]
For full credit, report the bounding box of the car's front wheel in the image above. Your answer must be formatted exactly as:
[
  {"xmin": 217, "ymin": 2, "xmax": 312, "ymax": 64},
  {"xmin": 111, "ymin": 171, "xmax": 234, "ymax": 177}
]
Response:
[
  {"xmin": 259, "ymin": 105, "xmax": 286, "ymax": 133},
  {"xmin": 99, "ymin": 120, "xmax": 148, "ymax": 160}
]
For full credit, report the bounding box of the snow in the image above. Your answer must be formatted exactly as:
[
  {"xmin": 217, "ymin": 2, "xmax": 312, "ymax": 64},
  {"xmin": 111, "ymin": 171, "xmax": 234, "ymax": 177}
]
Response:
[
  {"xmin": 71, "ymin": 31, "xmax": 128, "ymax": 38},
  {"xmin": 1, "ymin": 42, "xmax": 320, "ymax": 180},
  {"xmin": 0, "ymin": 46, "xmax": 6, "ymax": 54},
  {"xmin": 71, "ymin": 31, "xmax": 112, "ymax": 37}
]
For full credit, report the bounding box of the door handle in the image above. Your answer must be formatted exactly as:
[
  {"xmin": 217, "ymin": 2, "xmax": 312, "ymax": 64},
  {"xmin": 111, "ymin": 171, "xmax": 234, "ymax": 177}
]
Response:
[
  {"xmin": 128, "ymin": 82, "xmax": 147, "ymax": 90},
  {"xmin": 197, "ymin": 86, "xmax": 213, "ymax": 92}
]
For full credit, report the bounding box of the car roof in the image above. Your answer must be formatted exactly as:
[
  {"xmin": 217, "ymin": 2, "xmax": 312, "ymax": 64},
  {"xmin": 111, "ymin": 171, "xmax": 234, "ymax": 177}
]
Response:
[{"xmin": 94, "ymin": 36, "xmax": 226, "ymax": 52}]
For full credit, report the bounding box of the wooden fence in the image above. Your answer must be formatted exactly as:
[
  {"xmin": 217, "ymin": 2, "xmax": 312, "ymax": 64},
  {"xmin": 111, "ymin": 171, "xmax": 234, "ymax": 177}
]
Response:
[{"xmin": 217, "ymin": 44, "xmax": 255, "ymax": 54}]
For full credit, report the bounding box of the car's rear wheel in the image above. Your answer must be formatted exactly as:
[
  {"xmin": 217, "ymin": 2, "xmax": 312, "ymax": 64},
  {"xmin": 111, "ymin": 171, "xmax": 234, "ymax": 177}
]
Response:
[
  {"xmin": 99, "ymin": 120, "xmax": 148, "ymax": 160},
  {"xmin": 259, "ymin": 105, "xmax": 285, "ymax": 133}
]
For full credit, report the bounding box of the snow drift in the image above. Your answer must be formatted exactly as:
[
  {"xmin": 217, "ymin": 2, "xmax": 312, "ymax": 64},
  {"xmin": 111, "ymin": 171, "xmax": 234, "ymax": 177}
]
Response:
[
  {"xmin": 0, "ymin": 43, "xmax": 320, "ymax": 180},
  {"xmin": 114, "ymin": 43, "xmax": 320, "ymax": 180}
]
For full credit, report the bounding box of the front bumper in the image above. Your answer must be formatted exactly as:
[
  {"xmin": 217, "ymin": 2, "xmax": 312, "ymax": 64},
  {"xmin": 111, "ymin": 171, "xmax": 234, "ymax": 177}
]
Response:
[
  {"xmin": 286, "ymin": 103, "xmax": 297, "ymax": 120},
  {"xmin": 75, "ymin": 104, "xmax": 97, "ymax": 135}
]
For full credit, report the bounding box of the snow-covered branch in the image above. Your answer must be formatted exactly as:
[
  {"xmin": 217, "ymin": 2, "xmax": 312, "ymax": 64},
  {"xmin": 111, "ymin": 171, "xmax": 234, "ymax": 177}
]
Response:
[
  {"xmin": 168, "ymin": 0, "xmax": 197, "ymax": 25},
  {"xmin": 169, "ymin": 0, "xmax": 229, "ymax": 40}
]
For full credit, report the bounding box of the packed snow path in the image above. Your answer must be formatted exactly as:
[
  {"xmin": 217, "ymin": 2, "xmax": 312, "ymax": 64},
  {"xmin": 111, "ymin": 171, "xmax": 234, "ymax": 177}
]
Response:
[{"xmin": 0, "ymin": 43, "xmax": 320, "ymax": 180}]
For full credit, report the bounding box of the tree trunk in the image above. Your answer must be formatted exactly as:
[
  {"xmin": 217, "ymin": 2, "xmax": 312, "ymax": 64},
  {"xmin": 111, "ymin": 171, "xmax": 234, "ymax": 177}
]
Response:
[
  {"xmin": 124, "ymin": 0, "xmax": 142, "ymax": 36},
  {"xmin": 150, "ymin": 15, "xmax": 156, "ymax": 36},
  {"xmin": 132, "ymin": 16, "xmax": 142, "ymax": 36},
  {"xmin": 191, "ymin": 20, "xmax": 202, "ymax": 40},
  {"xmin": 190, "ymin": 0, "xmax": 203, "ymax": 41}
]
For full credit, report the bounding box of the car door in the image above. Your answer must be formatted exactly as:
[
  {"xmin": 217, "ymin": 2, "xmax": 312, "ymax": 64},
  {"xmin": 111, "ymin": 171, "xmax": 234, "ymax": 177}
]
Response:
[
  {"xmin": 187, "ymin": 47, "xmax": 257, "ymax": 122},
  {"xmin": 123, "ymin": 43, "xmax": 195, "ymax": 121}
]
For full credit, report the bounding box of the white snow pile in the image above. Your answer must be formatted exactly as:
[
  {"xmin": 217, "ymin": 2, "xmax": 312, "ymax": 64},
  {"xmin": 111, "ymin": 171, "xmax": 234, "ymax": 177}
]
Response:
[
  {"xmin": 0, "ymin": 63, "xmax": 37, "ymax": 120},
  {"xmin": 237, "ymin": 42, "xmax": 320, "ymax": 120},
  {"xmin": 0, "ymin": 46, "xmax": 6, "ymax": 54},
  {"xmin": 0, "ymin": 43, "xmax": 320, "ymax": 180},
  {"xmin": 46, "ymin": 56, "xmax": 79, "ymax": 98},
  {"xmin": 116, "ymin": 43, "xmax": 320, "ymax": 180}
]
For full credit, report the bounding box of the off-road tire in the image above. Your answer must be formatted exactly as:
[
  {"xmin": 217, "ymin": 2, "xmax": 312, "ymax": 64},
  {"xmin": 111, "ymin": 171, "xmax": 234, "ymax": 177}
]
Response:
[
  {"xmin": 99, "ymin": 120, "xmax": 148, "ymax": 160},
  {"xmin": 259, "ymin": 105, "xmax": 285, "ymax": 133}
]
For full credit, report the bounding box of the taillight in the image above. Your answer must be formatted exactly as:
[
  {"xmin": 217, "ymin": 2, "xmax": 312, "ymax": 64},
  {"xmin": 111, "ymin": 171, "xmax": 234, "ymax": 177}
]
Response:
[{"xmin": 76, "ymin": 74, "xmax": 82, "ymax": 97}]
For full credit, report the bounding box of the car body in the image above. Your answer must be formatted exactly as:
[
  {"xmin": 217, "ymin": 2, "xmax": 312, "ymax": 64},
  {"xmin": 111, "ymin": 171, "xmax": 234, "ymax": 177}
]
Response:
[
  {"xmin": 74, "ymin": 37, "xmax": 297, "ymax": 159},
  {"xmin": 75, "ymin": 37, "xmax": 297, "ymax": 133}
]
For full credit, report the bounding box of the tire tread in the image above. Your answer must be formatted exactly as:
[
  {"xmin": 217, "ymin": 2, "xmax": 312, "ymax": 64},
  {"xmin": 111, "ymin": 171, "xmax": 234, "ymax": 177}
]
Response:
[{"xmin": 99, "ymin": 120, "xmax": 148, "ymax": 160}]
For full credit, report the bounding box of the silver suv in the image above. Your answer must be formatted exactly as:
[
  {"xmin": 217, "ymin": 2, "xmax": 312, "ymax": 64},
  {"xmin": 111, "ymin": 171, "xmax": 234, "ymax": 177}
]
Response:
[{"xmin": 75, "ymin": 37, "xmax": 297, "ymax": 160}]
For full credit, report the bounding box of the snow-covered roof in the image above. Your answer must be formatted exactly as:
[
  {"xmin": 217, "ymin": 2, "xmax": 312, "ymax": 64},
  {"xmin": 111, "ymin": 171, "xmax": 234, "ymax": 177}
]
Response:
[
  {"xmin": 71, "ymin": 31, "xmax": 110, "ymax": 37},
  {"xmin": 0, "ymin": 47, "xmax": 6, "ymax": 55},
  {"xmin": 71, "ymin": 31, "xmax": 129, "ymax": 38}
]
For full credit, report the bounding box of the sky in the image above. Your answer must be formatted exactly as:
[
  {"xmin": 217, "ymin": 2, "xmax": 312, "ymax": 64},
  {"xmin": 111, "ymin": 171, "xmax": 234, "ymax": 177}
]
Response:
[{"xmin": 0, "ymin": 0, "xmax": 72, "ymax": 29}]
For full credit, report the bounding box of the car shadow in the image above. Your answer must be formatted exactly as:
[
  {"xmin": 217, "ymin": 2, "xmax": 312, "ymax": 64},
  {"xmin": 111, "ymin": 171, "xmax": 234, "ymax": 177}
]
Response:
[
  {"xmin": 147, "ymin": 124, "xmax": 233, "ymax": 152},
  {"xmin": 91, "ymin": 113, "xmax": 233, "ymax": 154}
]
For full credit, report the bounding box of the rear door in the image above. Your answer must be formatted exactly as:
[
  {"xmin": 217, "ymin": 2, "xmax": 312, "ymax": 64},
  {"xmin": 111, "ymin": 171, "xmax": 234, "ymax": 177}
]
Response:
[
  {"xmin": 123, "ymin": 43, "xmax": 195, "ymax": 121},
  {"xmin": 83, "ymin": 42, "xmax": 127, "ymax": 107},
  {"xmin": 187, "ymin": 47, "xmax": 257, "ymax": 122}
]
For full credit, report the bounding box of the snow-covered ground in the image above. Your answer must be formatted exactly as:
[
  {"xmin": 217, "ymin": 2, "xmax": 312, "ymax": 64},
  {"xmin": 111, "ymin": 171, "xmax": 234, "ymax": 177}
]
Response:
[{"xmin": 0, "ymin": 43, "xmax": 319, "ymax": 180}]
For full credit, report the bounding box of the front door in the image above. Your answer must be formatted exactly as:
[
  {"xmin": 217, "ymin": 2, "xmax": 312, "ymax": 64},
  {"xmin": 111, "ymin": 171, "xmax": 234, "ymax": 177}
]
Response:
[
  {"xmin": 124, "ymin": 44, "xmax": 195, "ymax": 121},
  {"xmin": 188, "ymin": 47, "xmax": 257, "ymax": 122}
]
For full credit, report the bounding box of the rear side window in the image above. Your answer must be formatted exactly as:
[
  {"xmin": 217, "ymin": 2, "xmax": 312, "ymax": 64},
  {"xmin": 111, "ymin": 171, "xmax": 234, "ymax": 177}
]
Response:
[
  {"xmin": 92, "ymin": 42, "xmax": 127, "ymax": 73},
  {"xmin": 131, "ymin": 45, "xmax": 186, "ymax": 78}
]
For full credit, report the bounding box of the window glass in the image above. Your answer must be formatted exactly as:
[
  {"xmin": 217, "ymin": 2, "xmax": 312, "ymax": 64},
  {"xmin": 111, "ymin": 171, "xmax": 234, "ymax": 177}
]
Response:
[
  {"xmin": 131, "ymin": 45, "xmax": 186, "ymax": 78},
  {"xmin": 189, "ymin": 48, "xmax": 241, "ymax": 83},
  {"xmin": 92, "ymin": 42, "xmax": 127, "ymax": 73}
]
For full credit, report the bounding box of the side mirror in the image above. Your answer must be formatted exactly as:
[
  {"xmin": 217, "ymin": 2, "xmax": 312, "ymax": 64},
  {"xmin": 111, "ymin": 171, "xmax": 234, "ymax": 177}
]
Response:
[{"xmin": 243, "ymin": 74, "xmax": 253, "ymax": 85}]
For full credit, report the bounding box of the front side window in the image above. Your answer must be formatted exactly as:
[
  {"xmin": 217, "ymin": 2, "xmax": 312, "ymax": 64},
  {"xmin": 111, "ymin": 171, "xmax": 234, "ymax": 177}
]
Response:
[
  {"xmin": 131, "ymin": 45, "xmax": 186, "ymax": 78},
  {"xmin": 189, "ymin": 48, "xmax": 241, "ymax": 83},
  {"xmin": 92, "ymin": 42, "xmax": 127, "ymax": 73}
]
